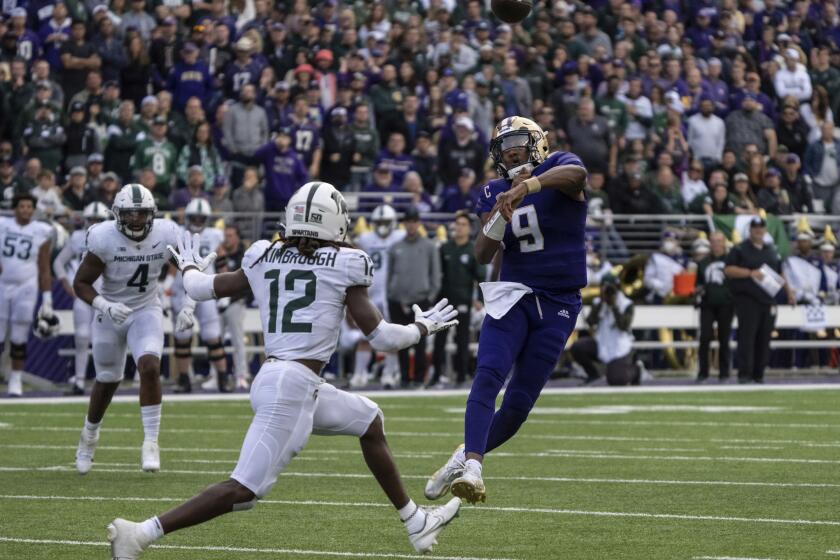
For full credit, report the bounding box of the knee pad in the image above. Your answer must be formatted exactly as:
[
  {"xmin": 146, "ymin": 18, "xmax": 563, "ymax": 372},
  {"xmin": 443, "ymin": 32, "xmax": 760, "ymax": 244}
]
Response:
[
  {"xmin": 232, "ymin": 498, "xmax": 258, "ymax": 512},
  {"xmin": 96, "ymin": 368, "xmax": 124, "ymax": 383},
  {"xmin": 9, "ymin": 343, "xmax": 26, "ymax": 360},
  {"xmin": 205, "ymin": 339, "xmax": 225, "ymax": 360},
  {"xmin": 174, "ymin": 339, "xmax": 192, "ymax": 359}
]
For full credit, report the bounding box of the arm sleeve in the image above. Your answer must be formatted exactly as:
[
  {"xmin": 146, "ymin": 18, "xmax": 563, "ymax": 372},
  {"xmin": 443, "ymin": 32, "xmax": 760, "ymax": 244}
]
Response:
[{"xmin": 367, "ymin": 319, "xmax": 422, "ymax": 352}]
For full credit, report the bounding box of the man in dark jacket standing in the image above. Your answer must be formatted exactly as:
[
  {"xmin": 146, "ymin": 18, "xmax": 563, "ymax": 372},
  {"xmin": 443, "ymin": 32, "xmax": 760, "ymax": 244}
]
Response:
[
  {"xmin": 696, "ymin": 232, "xmax": 734, "ymax": 382},
  {"xmin": 430, "ymin": 211, "xmax": 485, "ymax": 387},
  {"xmin": 724, "ymin": 217, "xmax": 795, "ymax": 383}
]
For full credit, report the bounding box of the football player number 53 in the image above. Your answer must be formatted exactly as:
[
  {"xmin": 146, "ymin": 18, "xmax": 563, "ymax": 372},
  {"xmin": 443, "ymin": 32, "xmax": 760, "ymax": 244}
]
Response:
[
  {"xmin": 511, "ymin": 205, "xmax": 544, "ymax": 253},
  {"xmin": 265, "ymin": 269, "xmax": 317, "ymax": 334}
]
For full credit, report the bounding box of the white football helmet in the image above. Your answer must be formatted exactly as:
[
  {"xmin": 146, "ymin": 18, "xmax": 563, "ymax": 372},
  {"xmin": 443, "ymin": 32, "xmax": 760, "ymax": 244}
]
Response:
[
  {"xmin": 83, "ymin": 201, "xmax": 110, "ymax": 225},
  {"xmin": 184, "ymin": 198, "xmax": 212, "ymax": 233},
  {"xmin": 371, "ymin": 204, "xmax": 397, "ymax": 238},
  {"xmin": 285, "ymin": 181, "xmax": 350, "ymax": 242},
  {"xmin": 113, "ymin": 184, "xmax": 156, "ymax": 241}
]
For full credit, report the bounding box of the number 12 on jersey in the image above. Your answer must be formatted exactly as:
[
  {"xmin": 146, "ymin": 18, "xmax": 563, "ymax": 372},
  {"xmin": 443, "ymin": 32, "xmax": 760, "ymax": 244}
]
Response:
[{"xmin": 265, "ymin": 269, "xmax": 317, "ymax": 333}]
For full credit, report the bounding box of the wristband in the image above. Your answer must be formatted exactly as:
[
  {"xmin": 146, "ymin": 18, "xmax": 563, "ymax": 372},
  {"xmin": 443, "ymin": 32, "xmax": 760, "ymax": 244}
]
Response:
[
  {"xmin": 41, "ymin": 291, "xmax": 53, "ymax": 307},
  {"xmin": 523, "ymin": 176, "xmax": 542, "ymax": 194},
  {"xmin": 92, "ymin": 295, "xmax": 108, "ymax": 313},
  {"xmin": 482, "ymin": 211, "xmax": 508, "ymax": 241}
]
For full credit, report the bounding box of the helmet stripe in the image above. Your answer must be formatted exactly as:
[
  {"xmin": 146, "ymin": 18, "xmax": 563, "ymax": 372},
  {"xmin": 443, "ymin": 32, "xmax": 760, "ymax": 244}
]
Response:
[
  {"xmin": 303, "ymin": 182, "xmax": 322, "ymax": 222},
  {"xmin": 132, "ymin": 185, "xmax": 141, "ymax": 204}
]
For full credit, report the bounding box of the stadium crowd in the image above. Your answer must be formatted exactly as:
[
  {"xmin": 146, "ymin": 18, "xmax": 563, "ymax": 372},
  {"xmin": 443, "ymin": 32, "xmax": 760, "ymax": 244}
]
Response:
[{"xmin": 2, "ymin": 0, "xmax": 840, "ymax": 390}]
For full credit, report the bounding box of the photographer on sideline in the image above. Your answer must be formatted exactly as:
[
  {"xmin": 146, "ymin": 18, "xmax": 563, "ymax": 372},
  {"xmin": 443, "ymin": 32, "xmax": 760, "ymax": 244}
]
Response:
[{"xmin": 570, "ymin": 274, "xmax": 641, "ymax": 385}]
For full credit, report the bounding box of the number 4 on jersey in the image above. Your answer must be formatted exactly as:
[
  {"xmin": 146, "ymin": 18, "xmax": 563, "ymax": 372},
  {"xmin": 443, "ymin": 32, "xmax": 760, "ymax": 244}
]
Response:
[{"xmin": 127, "ymin": 264, "xmax": 150, "ymax": 292}]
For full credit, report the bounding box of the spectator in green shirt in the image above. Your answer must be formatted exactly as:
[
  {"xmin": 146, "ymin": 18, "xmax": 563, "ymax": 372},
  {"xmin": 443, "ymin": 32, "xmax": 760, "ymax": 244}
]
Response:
[{"xmin": 132, "ymin": 115, "xmax": 178, "ymax": 196}]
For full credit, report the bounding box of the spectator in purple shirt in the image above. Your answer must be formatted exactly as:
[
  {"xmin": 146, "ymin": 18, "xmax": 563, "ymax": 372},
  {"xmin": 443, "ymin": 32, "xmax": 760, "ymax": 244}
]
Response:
[
  {"xmin": 374, "ymin": 132, "xmax": 413, "ymax": 188},
  {"xmin": 438, "ymin": 168, "xmax": 480, "ymax": 214},
  {"xmin": 170, "ymin": 165, "xmax": 210, "ymax": 210},
  {"xmin": 251, "ymin": 130, "xmax": 308, "ymax": 212}
]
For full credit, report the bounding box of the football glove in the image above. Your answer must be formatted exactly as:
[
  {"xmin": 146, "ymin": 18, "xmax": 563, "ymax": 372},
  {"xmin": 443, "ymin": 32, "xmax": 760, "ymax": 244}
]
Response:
[
  {"xmin": 412, "ymin": 298, "xmax": 459, "ymax": 336},
  {"xmin": 168, "ymin": 231, "xmax": 217, "ymax": 273},
  {"xmin": 33, "ymin": 312, "xmax": 60, "ymax": 339},
  {"xmin": 92, "ymin": 296, "xmax": 133, "ymax": 325},
  {"xmin": 175, "ymin": 296, "xmax": 197, "ymax": 332}
]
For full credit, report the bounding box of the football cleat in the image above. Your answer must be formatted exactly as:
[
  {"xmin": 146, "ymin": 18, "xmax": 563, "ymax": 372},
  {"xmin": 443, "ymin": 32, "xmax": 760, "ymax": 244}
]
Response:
[
  {"xmin": 173, "ymin": 373, "xmax": 192, "ymax": 393},
  {"xmin": 349, "ymin": 371, "xmax": 369, "ymax": 389},
  {"xmin": 107, "ymin": 518, "xmax": 153, "ymax": 559},
  {"xmin": 407, "ymin": 497, "xmax": 461, "ymax": 554},
  {"xmin": 76, "ymin": 428, "xmax": 99, "ymax": 474},
  {"xmin": 6, "ymin": 370, "xmax": 22, "ymax": 397},
  {"xmin": 141, "ymin": 440, "xmax": 160, "ymax": 472},
  {"xmin": 450, "ymin": 463, "xmax": 486, "ymax": 504},
  {"xmin": 424, "ymin": 444, "xmax": 465, "ymax": 500},
  {"xmin": 200, "ymin": 372, "xmax": 217, "ymax": 391}
]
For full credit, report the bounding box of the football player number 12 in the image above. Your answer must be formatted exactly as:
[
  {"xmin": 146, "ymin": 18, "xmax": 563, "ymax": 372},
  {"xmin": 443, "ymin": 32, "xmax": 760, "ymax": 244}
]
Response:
[
  {"xmin": 265, "ymin": 269, "xmax": 316, "ymax": 334},
  {"xmin": 511, "ymin": 205, "xmax": 544, "ymax": 253}
]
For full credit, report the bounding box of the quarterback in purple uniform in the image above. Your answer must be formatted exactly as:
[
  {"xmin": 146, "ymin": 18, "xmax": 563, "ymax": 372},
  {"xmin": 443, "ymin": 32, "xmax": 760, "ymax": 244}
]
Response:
[{"xmin": 425, "ymin": 116, "xmax": 588, "ymax": 504}]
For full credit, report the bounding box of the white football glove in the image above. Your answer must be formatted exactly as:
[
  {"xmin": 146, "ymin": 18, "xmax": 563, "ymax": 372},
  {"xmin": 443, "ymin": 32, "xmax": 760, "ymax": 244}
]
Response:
[
  {"xmin": 33, "ymin": 306, "xmax": 60, "ymax": 339},
  {"xmin": 92, "ymin": 296, "xmax": 133, "ymax": 325},
  {"xmin": 412, "ymin": 298, "xmax": 459, "ymax": 336},
  {"xmin": 175, "ymin": 302, "xmax": 196, "ymax": 332},
  {"xmin": 168, "ymin": 230, "xmax": 217, "ymax": 273},
  {"xmin": 217, "ymin": 296, "xmax": 231, "ymax": 312}
]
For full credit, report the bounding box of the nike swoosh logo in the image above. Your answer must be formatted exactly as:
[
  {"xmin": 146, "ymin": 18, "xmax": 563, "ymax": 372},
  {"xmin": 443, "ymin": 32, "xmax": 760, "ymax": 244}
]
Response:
[{"xmin": 152, "ymin": 242, "xmax": 161, "ymax": 248}]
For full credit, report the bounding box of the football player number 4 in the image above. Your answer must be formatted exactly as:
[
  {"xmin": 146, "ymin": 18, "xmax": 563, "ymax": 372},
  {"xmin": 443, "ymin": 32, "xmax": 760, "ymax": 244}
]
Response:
[
  {"xmin": 127, "ymin": 264, "xmax": 150, "ymax": 292},
  {"xmin": 511, "ymin": 205, "xmax": 544, "ymax": 253},
  {"xmin": 265, "ymin": 269, "xmax": 316, "ymax": 334}
]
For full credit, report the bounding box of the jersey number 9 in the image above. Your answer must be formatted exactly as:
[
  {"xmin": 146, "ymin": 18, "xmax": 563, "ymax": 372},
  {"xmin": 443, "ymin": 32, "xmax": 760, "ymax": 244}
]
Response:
[{"xmin": 511, "ymin": 205, "xmax": 544, "ymax": 253}]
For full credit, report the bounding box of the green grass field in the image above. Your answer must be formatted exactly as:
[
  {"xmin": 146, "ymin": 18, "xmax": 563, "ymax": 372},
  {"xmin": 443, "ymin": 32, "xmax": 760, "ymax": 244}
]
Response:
[{"xmin": 2, "ymin": 386, "xmax": 840, "ymax": 560}]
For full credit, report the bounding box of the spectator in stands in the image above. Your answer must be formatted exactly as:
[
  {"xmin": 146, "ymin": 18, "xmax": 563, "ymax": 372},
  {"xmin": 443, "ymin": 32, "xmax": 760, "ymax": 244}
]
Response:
[
  {"xmin": 438, "ymin": 168, "xmax": 479, "ymax": 214},
  {"xmin": 800, "ymin": 85, "xmax": 834, "ymax": 144},
  {"xmin": 732, "ymin": 172, "xmax": 760, "ymax": 214},
  {"xmin": 209, "ymin": 176, "xmax": 233, "ymax": 214},
  {"xmin": 695, "ymin": 231, "xmax": 734, "ymax": 383},
  {"xmin": 104, "ymin": 101, "xmax": 142, "ymax": 183},
  {"xmin": 810, "ymin": 46, "xmax": 840, "ymax": 120},
  {"xmin": 62, "ymin": 166, "xmax": 94, "ymax": 210},
  {"xmin": 349, "ymin": 103, "xmax": 379, "ymax": 191},
  {"xmin": 369, "ymin": 63, "xmax": 404, "ymax": 130},
  {"xmin": 651, "ymin": 166, "xmax": 684, "ymax": 214},
  {"xmin": 402, "ymin": 171, "xmax": 433, "ymax": 213},
  {"xmin": 133, "ymin": 115, "xmax": 178, "ymax": 197},
  {"xmin": 93, "ymin": 15, "xmax": 127, "ymax": 84},
  {"xmin": 0, "ymin": 156, "xmax": 24, "ymax": 203},
  {"xmin": 781, "ymin": 154, "xmax": 814, "ymax": 213},
  {"xmin": 804, "ymin": 122, "xmax": 840, "ymax": 213},
  {"xmin": 64, "ymin": 100, "xmax": 100, "ymax": 172},
  {"xmin": 176, "ymin": 120, "xmax": 223, "ymax": 190},
  {"xmin": 288, "ymin": 94, "xmax": 323, "ymax": 178},
  {"xmin": 60, "ymin": 19, "xmax": 100, "ymax": 101},
  {"xmin": 777, "ymin": 99, "xmax": 811, "ymax": 158},
  {"xmin": 570, "ymin": 274, "xmax": 640, "ymax": 386},
  {"xmin": 430, "ymin": 211, "xmax": 483, "ymax": 388},
  {"xmin": 95, "ymin": 171, "xmax": 119, "ymax": 206},
  {"xmin": 681, "ymin": 160, "xmax": 708, "ymax": 209},
  {"xmin": 85, "ymin": 153, "xmax": 104, "ymax": 191},
  {"xmin": 166, "ymin": 42, "xmax": 212, "ymax": 113},
  {"xmin": 252, "ymin": 130, "xmax": 307, "ymax": 212},
  {"xmin": 171, "ymin": 164, "xmax": 209, "ymax": 210},
  {"xmin": 611, "ymin": 160, "xmax": 661, "ymax": 214},
  {"xmin": 411, "ymin": 131, "xmax": 439, "ymax": 196},
  {"xmin": 387, "ymin": 206, "xmax": 441, "ymax": 387},
  {"xmin": 438, "ymin": 116, "xmax": 484, "ymax": 186},
  {"xmin": 725, "ymin": 216, "xmax": 795, "ymax": 384},
  {"xmin": 381, "ymin": 93, "xmax": 422, "ymax": 153},
  {"xmin": 774, "ymin": 49, "xmax": 812, "ymax": 104},
  {"xmin": 320, "ymin": 107, "xmax": 354, "ymax": 189},
  {"xmin": 375, "ymin": 132, "xmax": 413, "ymax": 189},
  {"xmin": 499, "ymin": 55, "xmax": 532, "ymax": 118},
  {"xmin": 32, "ymin": 169, "xmax": 66, "ymax": 218},
  {"xmin": 567, "ymin": 97, "xmax": 614, "ymax": 175},
  {"xmin": 644, "ymin": 231, "xmax": 685, "ymax": 303},
  {"xmin": 232, "ymin": 167, "xmax": 264, "ymax": 242},
  {"xmin": 701, "ymin": 182, "xmax": 737, "ymax": 215},
  {"xmin": 725, "ymin": 94, "xmax": 777, "ymax": 161},
  {"xmin": 39, "ymin": 1, "xmax": 72, "ymax": 71},
  {"xmin": 687, "ymin": 96, "xmax": 725, "ymax": 170},
  {"xmin": 23, "ymin": 101, "xmax": 66, "ymax": 174},
  {"xmin": 122, "ymin": 0, "xmax": 157, "ymax": 40}
]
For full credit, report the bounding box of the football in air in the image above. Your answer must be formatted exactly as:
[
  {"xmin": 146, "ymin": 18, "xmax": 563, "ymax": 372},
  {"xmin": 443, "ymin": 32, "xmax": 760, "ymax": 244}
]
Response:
[{"xmin": 490, "ymin": 0, "xmax": 532, "ymax": 23}]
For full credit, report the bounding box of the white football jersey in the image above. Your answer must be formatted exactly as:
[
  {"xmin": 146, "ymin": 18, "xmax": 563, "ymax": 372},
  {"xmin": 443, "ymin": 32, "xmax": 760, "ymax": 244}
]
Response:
[
  {"xmin": 172, "ymin": 226, "xmax": 225, "ymax": 294},
  {"xmin": 243, "ymin": 241, "xmax": 374, "ymax": 362},
  {"xmin": 355, "ymin": 229, "xmax": 405, "ymax": 302},
  {"xmin": 86, "ymin": 218, "xmax": 181, "ymax": 308},
  {"xmin": 0, "ymin": 217, "xmax": 53, "ymax": 285}
]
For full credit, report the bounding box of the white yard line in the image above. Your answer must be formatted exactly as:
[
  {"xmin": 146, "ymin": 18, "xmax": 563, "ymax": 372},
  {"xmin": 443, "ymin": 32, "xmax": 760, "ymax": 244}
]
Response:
[
  {"xmin": 0, "ymin": 536, "xmax": 517, "ymax": 560},
  {"xmin": 0, "ymin": 495, "xmax": 836, "ymax": 527},
  {"xmin": 2, "ymin": 383, "xmax": 840, "ymax": 406},
  {"xmin": 2, "ymin": 466, "xmax": 839, "ymax": 490},
  {"xmin": 692, "ymin": 556, "xmax": 784, "ymax": 560}
]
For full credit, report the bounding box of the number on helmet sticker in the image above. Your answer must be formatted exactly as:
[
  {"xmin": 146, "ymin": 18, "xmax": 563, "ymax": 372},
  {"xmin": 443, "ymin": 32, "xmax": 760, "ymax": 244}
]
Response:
[
  {"xmin": 265, "ymin": 269, "xmax": 317, "ymax": 334},
  {"xmin": 127, "ymin": 264, "xmax": 150, "ymax": 292},
  {"xmin": 511, "ymin": 205, "xmax": 544, "ymax": 253}
]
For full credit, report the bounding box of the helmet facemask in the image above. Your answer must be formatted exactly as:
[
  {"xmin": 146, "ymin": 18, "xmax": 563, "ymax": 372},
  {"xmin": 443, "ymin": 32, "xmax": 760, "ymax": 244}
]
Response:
[
  {"xmin": 491, "ymin": 130, "xmax": 543, "ymax": 178},
  {"xmin": 116, "ymin": 208, "xmax": 155, "ymax": 241},
  {"xmin": 187, "ymin": 214, "xmax": 207, "ymax": 233}
]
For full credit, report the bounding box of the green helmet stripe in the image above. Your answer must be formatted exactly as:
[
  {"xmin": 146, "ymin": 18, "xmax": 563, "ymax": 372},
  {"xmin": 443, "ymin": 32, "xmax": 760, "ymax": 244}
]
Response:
[
  {"xmin": 132, "ymin": 185, "xmax": 142, "ymax": 204},
  {"xmin": 304, "ymin": 182, "xmax": 322, "ymax": 222}
]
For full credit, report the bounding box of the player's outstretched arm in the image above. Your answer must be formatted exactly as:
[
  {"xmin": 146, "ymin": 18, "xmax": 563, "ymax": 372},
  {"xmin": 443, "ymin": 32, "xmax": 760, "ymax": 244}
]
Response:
[
  {"xmin": 346, "ymin": 285, "xmax": 458, "ymax": 352},
  {"xmin": 169, "ymin": 231, "xmax": 251, "ymax": 300}
]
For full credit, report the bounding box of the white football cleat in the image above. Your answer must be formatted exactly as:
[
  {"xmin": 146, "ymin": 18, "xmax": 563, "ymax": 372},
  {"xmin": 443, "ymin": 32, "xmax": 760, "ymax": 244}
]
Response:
[
  {"xmin": 200, "ymin": 373, "xmax": 218, "ymax": 391},
  {"xmin": 76, "ymin": 428, "xmax": 99, "ymax": 475},
  {"xmin": 107, "ymin": 518, "xmax": 153, "ymax": 559},
  {"xmin": 349, "ymin": 371, "xmax": 369, "ymax": 389},
  {"xmin": 450, "ymin": 462, "xmax": 486, "ymax": 504},
  {"xmin": 407, "ymin": 497, "xmax": 461, "ymax": 554},
  {"xmin": 425, "ymin": 444, "xmax": 465, "ymax": 500},
  {"xmin": 235, "ymin": 376, "xmax": 250, "ymax": 391},
  {"xmin": 7, "ymin": 370, "xmax": 22, "ymax": 397},
  {"xmin": 141, "ymin": 440, "xmax": 160, "ymax": 472},
  {"xmin": 380, "ymin": 371, "xmax": 397, "ymax": 389}
]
